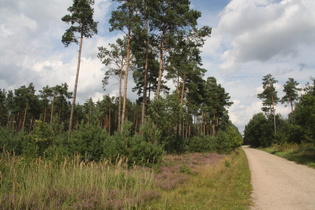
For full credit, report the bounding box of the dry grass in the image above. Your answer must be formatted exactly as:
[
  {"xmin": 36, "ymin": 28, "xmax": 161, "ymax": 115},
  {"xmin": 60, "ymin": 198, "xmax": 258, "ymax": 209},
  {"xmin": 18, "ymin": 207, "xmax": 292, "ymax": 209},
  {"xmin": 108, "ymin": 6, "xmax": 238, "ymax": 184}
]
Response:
[
  {"xmin": 0, "ymin": 150, "xmax": 251, "ymax": 209},
  {"xmin": 0, "ymin": 153, "xmax": 158, "ymax": 209}
]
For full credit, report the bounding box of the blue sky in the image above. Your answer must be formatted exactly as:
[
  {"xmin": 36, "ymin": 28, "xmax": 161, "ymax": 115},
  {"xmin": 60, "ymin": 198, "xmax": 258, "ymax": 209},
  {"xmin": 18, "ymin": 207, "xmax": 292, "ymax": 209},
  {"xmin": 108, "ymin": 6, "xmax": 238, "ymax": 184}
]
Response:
[{"xmin": 1, "ymin": 0, "xmax": 314, "ymax": 133}]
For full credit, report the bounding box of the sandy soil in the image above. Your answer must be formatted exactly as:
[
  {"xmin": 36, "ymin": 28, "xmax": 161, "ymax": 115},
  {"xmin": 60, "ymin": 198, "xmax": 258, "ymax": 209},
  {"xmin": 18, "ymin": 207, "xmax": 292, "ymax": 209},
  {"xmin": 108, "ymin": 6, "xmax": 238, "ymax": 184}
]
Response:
[{"xmin": 243, "ymin": 146, "xmax": 315, "ymax": 210}]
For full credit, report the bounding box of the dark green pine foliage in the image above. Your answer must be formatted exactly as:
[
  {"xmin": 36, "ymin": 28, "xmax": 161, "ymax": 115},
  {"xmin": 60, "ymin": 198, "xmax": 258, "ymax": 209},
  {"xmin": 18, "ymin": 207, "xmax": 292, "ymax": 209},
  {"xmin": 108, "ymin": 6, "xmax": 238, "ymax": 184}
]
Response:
[
  {"xmin": 153, "ymin": 0, "xmax": 203, "ymax": 98},
  {"xmin": 62, "ymin": 0, "xmax": 98, "ymax": 136},
  {"xmin": 202, "ymin": 77, "xmax": 233, "ymax": 136},
  {"xmin": 281, "ymin": 78, "xmax": 301, "ymax": 114}
]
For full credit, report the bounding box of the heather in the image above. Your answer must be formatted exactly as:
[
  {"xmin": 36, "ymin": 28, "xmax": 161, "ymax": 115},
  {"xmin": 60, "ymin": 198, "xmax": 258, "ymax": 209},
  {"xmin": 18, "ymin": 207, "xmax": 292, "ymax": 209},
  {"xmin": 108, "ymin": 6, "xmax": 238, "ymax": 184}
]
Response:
[{"xmin": 0, "ymin": 149, "xmax": 251, "ymax": 209}]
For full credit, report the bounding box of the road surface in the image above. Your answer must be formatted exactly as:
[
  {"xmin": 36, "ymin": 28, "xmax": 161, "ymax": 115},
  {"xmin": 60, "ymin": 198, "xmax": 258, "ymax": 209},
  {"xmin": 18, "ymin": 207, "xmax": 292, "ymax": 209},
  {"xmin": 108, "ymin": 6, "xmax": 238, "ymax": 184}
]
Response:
[{"xmin": 243, "ymin": 146, "xmax": 315, "ymax": 210}]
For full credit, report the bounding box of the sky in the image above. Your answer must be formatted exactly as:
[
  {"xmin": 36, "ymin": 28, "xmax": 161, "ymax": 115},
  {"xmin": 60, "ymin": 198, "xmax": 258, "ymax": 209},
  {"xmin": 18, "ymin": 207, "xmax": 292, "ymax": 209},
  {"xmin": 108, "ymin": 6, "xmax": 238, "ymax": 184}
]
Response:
[{"xmin": 0, "ymin": 0, "xmax": 314, "ymax": 133}]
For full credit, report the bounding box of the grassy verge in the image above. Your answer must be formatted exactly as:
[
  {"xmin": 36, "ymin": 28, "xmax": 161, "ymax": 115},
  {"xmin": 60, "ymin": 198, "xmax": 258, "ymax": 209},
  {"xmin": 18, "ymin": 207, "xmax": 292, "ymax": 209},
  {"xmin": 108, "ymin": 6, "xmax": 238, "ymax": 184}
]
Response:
[
  {"xmin": 262, "ymin": 143, "xmax": 315, "ymax": 169},
  {"xmin": 0, "ymin": 153, "xmax": 157, "ymax": 209},
  {"xmin": 145, "ymin": 149, "xmax": 252, "ymax": 209},
  {"xmin": 0, "ymin": 149, "xmax": 252, "ymax": 209}
]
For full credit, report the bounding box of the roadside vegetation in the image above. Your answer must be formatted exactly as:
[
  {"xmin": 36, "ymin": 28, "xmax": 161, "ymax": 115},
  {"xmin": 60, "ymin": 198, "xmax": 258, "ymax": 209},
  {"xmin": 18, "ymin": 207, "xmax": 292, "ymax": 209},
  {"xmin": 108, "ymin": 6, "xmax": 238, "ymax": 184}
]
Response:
[
  {"xmin": 0, "ymin": 149, "xmax": 251, "ymax": 209},
  {"xmin": 262, "ymin": 143, "xmax": 315, "ymax": 169},
  {"xmin": 244, "ymin": 75, "xmax": 315, "ymax": 168}
]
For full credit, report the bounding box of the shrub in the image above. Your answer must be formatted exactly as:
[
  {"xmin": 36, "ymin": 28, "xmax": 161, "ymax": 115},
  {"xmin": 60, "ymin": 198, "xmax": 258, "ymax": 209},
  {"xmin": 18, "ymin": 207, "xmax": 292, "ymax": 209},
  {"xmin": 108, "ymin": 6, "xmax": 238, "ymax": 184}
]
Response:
[
  {"xmin": 185, "ymin": 135, "xmax": 216, "ymax": 153},
  {"xmin": 0, "ymin": 127, "xmax": 22, "ymax": 154},
  {"xmin": 22, "ymin": 120, "xmax": 54, "ymax": 157},
  {"xmin": 69, "ymin": 122, "xmax": 109, "ymax": 161}
]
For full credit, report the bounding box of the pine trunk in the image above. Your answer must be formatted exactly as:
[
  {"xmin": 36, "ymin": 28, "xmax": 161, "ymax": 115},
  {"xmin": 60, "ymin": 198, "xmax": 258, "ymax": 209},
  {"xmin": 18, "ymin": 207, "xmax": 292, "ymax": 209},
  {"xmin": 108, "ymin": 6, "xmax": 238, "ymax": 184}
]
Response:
[
  {"xmin": 156, "ymin": 30, "xmax": 165, "ymax": 99},
  {"xmin": 68, "ymin": 31, "xmax": 83, "ymax": 136},
  {"xmin": 141, "ymin": 18, "xmax": 149, "ymax": 126},
  {"xmin": 121, "ymin": 29, "xmax": 131, "ymax": 131},
  {"xmin": 50, "ymin": 94, "xmax": 55, "ymax": 123}
]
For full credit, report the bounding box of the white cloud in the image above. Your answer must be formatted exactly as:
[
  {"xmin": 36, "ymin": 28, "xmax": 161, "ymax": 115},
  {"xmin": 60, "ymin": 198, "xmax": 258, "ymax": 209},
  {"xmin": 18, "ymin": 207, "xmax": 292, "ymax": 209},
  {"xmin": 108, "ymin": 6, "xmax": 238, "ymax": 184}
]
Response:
[{"xmin": 218, "ymin": 0, "xmax": 315, "ymax": 66}]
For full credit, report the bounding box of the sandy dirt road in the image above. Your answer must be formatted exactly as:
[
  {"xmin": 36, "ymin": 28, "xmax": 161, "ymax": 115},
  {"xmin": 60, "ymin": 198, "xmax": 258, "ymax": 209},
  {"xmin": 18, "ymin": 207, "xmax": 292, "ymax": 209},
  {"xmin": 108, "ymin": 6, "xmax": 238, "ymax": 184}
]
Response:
[{"xmin": 243, "ymin": 146, "xmax": 315, "ymax": 210}]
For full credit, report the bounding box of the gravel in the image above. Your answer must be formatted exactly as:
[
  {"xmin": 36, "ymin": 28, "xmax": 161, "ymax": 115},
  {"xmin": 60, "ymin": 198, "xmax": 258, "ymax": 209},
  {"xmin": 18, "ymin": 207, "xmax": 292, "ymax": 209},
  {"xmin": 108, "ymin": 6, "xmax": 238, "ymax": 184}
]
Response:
[{"xmin": 243, "ymin": 146, "xmax": 315, "ymax": 210}]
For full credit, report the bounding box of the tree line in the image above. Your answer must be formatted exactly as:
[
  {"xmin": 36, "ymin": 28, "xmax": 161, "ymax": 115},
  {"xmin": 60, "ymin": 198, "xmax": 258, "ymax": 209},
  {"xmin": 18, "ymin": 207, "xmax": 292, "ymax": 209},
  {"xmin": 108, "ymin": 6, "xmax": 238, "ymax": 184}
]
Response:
[
  {"xmin": 244, "ymin": 75, "xmax": 315, "ymax": 147},
  {"xmin": 0, "ymin": 0, "xmax": 243, "ymax": 163}
]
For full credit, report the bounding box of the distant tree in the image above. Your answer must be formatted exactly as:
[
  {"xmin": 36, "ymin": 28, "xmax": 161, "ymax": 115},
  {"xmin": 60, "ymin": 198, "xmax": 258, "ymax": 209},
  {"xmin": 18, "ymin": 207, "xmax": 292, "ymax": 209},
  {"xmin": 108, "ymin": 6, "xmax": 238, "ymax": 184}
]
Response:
[
  {"xmin": 244, "ymin": 113, "xmax": 273, "ymax": 147},
  {"xmin": 257, "ymin": 74, "xmax": 279, "ymax": 133},
  {"xmin": 61, "ymin": 0, "xmax": 98, "ymax": 136},
  {"xmin": 281, "ymin": 78, "xmax": 301, "ymax": 114},
  {"xmin": 0, "ymin": 89, "xmax": 7, "ymax": 126}
]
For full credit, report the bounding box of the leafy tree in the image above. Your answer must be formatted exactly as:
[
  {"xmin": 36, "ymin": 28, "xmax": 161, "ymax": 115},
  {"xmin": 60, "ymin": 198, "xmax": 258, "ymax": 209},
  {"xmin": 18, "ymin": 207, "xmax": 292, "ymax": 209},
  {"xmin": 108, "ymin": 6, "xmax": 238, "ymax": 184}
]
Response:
[
  {"xmin": 292, "ymin": 94, "xmax": 315, "ymax": 142},
  {"xmin": 62, "ymin": 0, "xmax": 98, "ymax": 136},
  {"xmin": 257, "ymin": 74, "xmax": 279, "ymax": 133},
  {"xmin": 281, "ymin": 78, "xmax": 301, "ymax": 114},
  {"xmin": 244, "ymin": 113, "xmax": 273, "ymax": 147}
]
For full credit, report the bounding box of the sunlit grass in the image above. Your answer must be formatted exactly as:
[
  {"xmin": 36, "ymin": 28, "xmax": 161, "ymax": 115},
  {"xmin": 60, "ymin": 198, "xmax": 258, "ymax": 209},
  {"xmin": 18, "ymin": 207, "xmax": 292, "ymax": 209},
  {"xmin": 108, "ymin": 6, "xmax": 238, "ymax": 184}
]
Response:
[{"xmin": 262, "ymin": 142, "xmax": 315, "ymax": 168}]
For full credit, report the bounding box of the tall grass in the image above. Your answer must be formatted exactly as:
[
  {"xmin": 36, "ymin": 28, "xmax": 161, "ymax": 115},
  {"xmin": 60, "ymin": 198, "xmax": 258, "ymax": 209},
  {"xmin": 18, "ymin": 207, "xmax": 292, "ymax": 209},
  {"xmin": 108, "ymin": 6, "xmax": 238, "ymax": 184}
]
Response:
[
  {"xmin": 0, "ymin": 152, "xmax": 158, "ymax": 209},
  {"xmin": 0, "ymin": 150, "xmax": 252, "ymax": 209}
]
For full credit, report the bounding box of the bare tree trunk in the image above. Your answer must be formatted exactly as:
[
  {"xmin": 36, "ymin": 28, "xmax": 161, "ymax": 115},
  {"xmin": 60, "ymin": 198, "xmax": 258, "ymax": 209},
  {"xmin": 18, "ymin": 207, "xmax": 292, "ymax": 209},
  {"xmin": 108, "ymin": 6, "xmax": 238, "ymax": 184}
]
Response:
[
  {"xmin": 121, "ymin": 29, "xmax": 131, "ymax": 131},
  {"xmin": 156, "ymin": 30, "xmax": 165, "ymax": 99},
  {"xmin": 272, "ymin": 96, "xmax": 277, "ymax": 134},
  {"xmin": 141, "ymin": 18, "xmax": 149, "ymax": 126},
  {"xmin": 290, "ymin": 99, "xmax": 294, "ymax": 113},
  {"xmin": 212, "ymin": 113, "xmax": 217, "ymax": 136},
  {"xmin": 68, "ymin": 31, "xmax": 83, "ymax": 136},
  {"xmin": 50, "ymin": 94, "xmax": 55, "ymax": 123},
  {"xmin": 108, "ymin": 107, "xmax": 111, "ymax": 134},
  {"xmin": 22, "ymin": 104, "xmax": 28, "ymax": 131},
  {"xmin": 202, "ymin": 111, "xmax": 205, "ymax": 134},
  {"xmin": 118, "ymin": 66, "xmax": 123, "ymax": 131}
]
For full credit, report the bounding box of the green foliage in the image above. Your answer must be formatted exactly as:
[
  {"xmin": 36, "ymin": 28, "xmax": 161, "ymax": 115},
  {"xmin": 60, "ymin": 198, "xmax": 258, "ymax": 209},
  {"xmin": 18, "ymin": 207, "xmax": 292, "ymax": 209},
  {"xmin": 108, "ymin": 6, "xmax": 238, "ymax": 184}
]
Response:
[
  {"xmin": 292, "ymin": 94, "xmax": 315, "ymax": 142},
  {"xmin": 0, "ymin": 127, "xmax": 22, "ymax": 154},
  {"xmin": 69, "ymin": 122, "xmax": 109, "ymax": 161},
  {"xmin": 225, "ymin": 125, "xmax": 243, "ymax": 150},
  {"xmin": 22, "ymin": 120, "xmax": 54, "ymax": 157},
  {"xmin": 61, "ymin": 0, "xmax": 98, "ymax": 46},
  {"xmin": 244, "ymin": 113, "xmax": 273, "ymax": 147},
  {"xmin": 102, "ymin": 121, "xmax": 164, "ymax": 166},
  {"xmin": 185, "ymin": 135, "xmax": 216, "ymax": 153}
]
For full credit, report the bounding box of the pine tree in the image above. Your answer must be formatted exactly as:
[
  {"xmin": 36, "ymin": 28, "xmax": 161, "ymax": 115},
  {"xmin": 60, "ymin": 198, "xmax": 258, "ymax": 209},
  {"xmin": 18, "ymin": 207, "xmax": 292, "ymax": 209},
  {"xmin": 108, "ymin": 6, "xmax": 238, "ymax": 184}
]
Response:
[
  {"xmin": 61, "ymin": 0, "xmax": 98, "ymax": 136},
  {"xmin": 281, "ymin": 78, "xmax": 301, "ymax": 114},
  {"xmin": 257, "ymin": 74, "xmax": 279, "ymax": 133}
]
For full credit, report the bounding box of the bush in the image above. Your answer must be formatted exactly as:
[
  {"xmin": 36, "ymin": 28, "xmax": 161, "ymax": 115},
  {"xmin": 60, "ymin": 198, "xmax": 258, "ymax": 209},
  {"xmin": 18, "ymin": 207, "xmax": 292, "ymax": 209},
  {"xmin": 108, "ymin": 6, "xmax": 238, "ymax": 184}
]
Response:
[
  {"xmin": 22, "ymin": 120, "xmax": 54, "ymax": 157},
  {"xmin": 215, "ymin": 130, "xmax": 233, "ymax": 154},
  {"xmin": 69, "ymin": 122, "xmax": 109, "ymax": 161},
  {"xmin": 0, "ymin": 127, "xmax": 22, "ymax": 154},
  {"xmin": 185, "ymin": 134, "xmax": 216, "ymax": 153},
  {"xmin": 102, "ymin": 121, "xmax": 164, "ymax": 166}
]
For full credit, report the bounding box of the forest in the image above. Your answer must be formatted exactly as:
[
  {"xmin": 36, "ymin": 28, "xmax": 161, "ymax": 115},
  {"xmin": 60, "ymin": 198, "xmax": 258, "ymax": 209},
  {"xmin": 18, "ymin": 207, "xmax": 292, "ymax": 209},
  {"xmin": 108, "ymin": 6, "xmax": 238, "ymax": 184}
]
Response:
[{"xmin": 0, "ymin": 0, "xmax": 243, "ymax": 164}]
